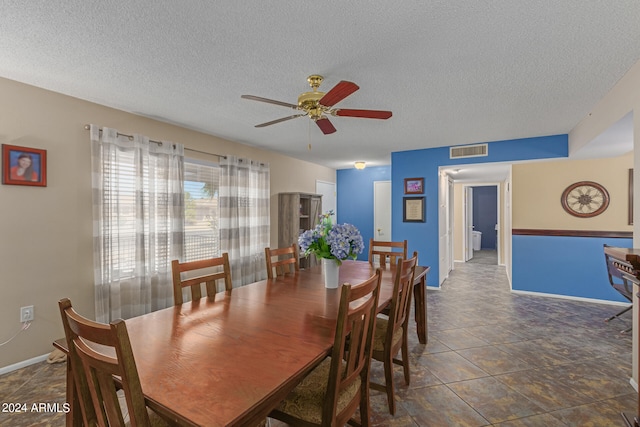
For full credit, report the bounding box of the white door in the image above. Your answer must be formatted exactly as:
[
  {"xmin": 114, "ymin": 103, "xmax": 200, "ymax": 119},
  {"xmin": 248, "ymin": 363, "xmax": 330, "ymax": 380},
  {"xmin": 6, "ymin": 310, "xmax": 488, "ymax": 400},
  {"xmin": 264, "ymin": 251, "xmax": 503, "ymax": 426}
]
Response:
[
  {"xmin": 373, "ymin": 181, "xmax": 391, "ymax": 240},
  {"xmin": 316, "ymin": 180, "xmax": 336, "ymax": 217},
  {"xmin": 447, "ymin": 176, "xmax": 455, "ymax": 273},
  {"xmin": 465, "ymin": 186, "xmax": 474, "ymax": 261},
  {"xmin": 438, "ymin": 171, "xmax": 451, "ymax": 285}
]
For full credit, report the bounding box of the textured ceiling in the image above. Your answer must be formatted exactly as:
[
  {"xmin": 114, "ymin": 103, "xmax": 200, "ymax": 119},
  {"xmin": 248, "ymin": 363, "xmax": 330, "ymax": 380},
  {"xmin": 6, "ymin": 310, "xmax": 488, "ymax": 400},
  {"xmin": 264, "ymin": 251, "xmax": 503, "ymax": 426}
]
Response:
[{"xmin": 1, "ymin": 1, "xmax": 639, "ymax": 170}]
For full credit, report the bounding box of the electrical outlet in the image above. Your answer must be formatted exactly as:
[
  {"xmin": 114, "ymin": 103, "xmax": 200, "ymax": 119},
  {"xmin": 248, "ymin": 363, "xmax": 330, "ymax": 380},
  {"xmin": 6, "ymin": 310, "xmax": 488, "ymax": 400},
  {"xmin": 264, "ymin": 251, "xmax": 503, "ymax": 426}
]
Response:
[{"xmin": 20, "ymin": 305, "xmax": 34, "ymax": 323}]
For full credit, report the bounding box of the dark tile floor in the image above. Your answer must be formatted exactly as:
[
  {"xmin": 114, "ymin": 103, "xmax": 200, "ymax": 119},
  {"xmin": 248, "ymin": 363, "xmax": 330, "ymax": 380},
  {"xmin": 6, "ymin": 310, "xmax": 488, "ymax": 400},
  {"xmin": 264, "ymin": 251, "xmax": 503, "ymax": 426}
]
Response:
[{"xmin": 1, "ymin": 259, "xmax": 636, "ymax": 426}]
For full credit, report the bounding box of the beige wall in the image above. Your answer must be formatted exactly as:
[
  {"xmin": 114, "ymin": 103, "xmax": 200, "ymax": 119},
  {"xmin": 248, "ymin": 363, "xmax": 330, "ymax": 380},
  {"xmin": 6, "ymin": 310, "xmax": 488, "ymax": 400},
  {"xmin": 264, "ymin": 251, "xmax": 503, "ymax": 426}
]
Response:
[
  {"xmin": 512, "ymin": 154, "xmax": 633, "ymax": 231},
  {"xmin": 0, "ymin": 77, "xmax": 335, "ymax": 368},
  {"xmin": 569, "ymin": 58, "xmax": 640, "ymax": 389}
]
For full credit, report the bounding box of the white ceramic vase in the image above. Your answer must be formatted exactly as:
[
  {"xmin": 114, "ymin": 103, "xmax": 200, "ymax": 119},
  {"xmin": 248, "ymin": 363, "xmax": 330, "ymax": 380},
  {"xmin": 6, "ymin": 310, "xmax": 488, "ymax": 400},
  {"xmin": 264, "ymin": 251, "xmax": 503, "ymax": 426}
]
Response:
[{"xmin": 322, "ymin": 258, "xmax": 340, "ymax": 289}]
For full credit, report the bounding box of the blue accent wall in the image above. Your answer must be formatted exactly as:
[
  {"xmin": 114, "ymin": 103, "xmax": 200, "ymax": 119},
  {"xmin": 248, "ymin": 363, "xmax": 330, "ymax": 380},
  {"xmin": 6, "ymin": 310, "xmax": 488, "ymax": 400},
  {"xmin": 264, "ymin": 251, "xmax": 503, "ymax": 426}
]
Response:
[
  {"xmin": 391, "ymin": 134, "xmax": 568, "ymax": 287},
  {"xmin": 473, "ymin": 186, "xmax": 497, "ymax": 249},
  {"xmin": 512, "ymin": 235, "xmax": 632, "ymax": 301},
  {"xmin": 334, "ymin": 134, "xmax": 628, "ymax": 303},
  {"xmin": 336, "ymin": 166, "xmax": 391, "ymax": 261}
]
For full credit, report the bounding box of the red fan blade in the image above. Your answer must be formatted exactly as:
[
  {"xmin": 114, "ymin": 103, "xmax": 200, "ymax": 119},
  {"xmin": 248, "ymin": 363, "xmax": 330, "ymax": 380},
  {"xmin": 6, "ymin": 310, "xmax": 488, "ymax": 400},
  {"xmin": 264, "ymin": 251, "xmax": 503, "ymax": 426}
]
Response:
[
  {"xmin": 241, "ymin": 95, "xmax": 298, "ymax": 110},
  {"xmin": 255, "ymin": 114, "xmax": 306, "ymax": 127},
  {"xmin": 319, "ymin": 81, "xmax": 359, "ymax": 107},
  {"xmin": 315, "ymin": 117, "xmax": 337, "ymax": 134},
  {"xmin": 335, "ymin": 109, "xmax": 392, "ymax": 119}
]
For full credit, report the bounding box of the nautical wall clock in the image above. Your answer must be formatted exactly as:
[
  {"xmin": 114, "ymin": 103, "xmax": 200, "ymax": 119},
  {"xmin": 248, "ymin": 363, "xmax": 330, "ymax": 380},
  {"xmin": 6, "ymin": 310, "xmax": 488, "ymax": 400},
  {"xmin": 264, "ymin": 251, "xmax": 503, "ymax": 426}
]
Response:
[{"xmin": 561, "ymin": 181, "xmax": 610, "ymax": 218}]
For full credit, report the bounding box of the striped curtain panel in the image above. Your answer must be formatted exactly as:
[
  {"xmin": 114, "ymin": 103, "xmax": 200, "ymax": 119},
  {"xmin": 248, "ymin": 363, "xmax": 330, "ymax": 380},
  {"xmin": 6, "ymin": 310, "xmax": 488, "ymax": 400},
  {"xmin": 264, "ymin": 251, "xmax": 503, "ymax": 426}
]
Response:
[
  {"xmin": 90, "ymin": 125, "xmax": 184, "ymax": 322},
  {"xmin": 219, "ymin": 156, "xmax": 270, "ymax": 286}
]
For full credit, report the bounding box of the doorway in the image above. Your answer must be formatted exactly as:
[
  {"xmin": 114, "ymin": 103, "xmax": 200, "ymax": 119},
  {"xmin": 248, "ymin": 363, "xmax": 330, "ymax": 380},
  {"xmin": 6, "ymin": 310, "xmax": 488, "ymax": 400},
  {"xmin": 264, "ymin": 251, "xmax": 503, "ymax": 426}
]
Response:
[
  {"xmin": 373, "ymin": 181, "xmax": 391, "ymax": 240},
  {"xmin": 316, "ymin": 180, "xmax": 336, "ymax": 216},
  {"xmin": 438, "ymin": 163, "xmax": 512, "ymax": 285},
  {"xmin": 467, "ymin": 185, "xmax": 498, "ymax": 265}
]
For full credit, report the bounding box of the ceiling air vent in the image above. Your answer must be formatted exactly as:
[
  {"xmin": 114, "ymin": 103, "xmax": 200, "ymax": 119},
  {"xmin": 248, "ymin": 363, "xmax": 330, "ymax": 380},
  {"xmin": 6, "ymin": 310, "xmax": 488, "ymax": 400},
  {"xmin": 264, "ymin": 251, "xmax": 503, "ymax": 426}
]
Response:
[{"xmin": 450, "ymin": 143, "xmax": 488, "ymax": 159}]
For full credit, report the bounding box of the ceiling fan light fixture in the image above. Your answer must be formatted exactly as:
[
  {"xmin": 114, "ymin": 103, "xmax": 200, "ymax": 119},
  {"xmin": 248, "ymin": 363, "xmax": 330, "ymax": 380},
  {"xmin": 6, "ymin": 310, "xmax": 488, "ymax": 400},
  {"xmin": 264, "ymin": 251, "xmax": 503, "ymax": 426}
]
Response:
[
  {"xmin": 242, "ymin": 74, "xmax": 392, "ymax": 136},
  {"xmin": 354, "ymin": 161, "xmax": 366, "ymax": 170}
]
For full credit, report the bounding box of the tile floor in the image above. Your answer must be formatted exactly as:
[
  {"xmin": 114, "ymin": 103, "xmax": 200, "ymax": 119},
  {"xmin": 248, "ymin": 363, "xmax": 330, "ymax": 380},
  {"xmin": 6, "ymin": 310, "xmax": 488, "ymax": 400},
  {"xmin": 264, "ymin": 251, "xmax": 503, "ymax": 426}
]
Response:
[{"xmin": 1, "ymin": 258, "xmax": 636, "ymax": 426}]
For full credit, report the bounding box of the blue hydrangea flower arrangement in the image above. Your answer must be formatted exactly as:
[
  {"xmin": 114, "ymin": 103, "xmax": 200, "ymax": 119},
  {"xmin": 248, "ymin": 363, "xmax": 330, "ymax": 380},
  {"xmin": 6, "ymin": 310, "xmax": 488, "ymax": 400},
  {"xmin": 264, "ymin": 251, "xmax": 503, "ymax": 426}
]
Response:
[{"xmin": 298, "ymin": 211, "xmax": 364, "ymax": 265}]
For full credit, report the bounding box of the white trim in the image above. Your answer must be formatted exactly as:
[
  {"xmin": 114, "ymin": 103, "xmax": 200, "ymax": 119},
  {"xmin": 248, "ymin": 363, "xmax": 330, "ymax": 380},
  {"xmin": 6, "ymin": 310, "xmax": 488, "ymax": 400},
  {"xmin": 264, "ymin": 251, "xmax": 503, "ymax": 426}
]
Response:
[
  {"xmin": 631, "ymin": 377, "xmax": 638, "ymax": 393},
  {"xmin": 511, "ymin": 289, "xmax": 630, "ymax": 306},
  {"xmin": 0, "ymin": 353, "xmax": 50, "ymax": 375}
]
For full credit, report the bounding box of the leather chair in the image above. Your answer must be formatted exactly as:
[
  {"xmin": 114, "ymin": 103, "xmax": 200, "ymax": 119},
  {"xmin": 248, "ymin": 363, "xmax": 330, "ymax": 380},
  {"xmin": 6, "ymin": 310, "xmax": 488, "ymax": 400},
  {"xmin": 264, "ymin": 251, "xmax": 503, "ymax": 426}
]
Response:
[
  {"xmin": 603, "ymin": 244, "xmax": 633, "ymax": 333},
  {"xmin": 368, "ymin": 239, "xmax": 408, "ymax": 268},
  {"xmin": 269, "ymin": 269, "xmax": 382, "ymax": 426},
  {"xmin": 58, "ymin": 298, "xmax": 169, "ymax": 427},
  {"xmin": 171, "ymin": 252, "xmax": 232, "ymax": 305},
  {"xmin": 370, "ymin": 252, "xmax": 418, "ymax": 414},
  {"xmin": 265, "ymin": 244, "xmax": 299, "ymax": 279}
]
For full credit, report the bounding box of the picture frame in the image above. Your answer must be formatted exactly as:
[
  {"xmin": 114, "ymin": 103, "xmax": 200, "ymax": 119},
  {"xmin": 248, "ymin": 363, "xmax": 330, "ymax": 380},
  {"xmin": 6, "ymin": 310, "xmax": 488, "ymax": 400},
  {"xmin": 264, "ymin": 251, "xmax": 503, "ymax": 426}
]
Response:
[
  {"xmin": 2, "ymin": 144, "xmax": 47, "ymax": 187},
  {"xmin": 403, "ymin": 197, "xmax": 425, "ymax": 222},
  {"xmin": 404, "ymin": 177, "xmax": 424, "ymax": 194}
]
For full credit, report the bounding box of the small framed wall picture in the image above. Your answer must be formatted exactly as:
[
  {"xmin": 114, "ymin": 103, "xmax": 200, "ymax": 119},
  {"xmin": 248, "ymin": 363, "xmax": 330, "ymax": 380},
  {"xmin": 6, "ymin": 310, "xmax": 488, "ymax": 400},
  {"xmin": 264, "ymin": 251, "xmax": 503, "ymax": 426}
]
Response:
[
  {"xmin": 404, "ymin": 177, "xmax": 424, "ymax": 194},
  {"xmin": 403, "ymin": 197, "xmax": 425, "ymax": 222},
  {"xmin": 2, "ymin": 144, "xmax": 47, "ymax": 187}
]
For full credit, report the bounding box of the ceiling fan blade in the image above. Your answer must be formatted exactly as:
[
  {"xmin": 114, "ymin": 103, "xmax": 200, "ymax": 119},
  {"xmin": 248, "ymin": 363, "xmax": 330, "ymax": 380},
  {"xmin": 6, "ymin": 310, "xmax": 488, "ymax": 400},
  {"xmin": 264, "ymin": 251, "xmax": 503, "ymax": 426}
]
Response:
[
  {"xmin": 319, "ymin": 81, "xmax": 359, "ymax": 107},
  {"xmin": 315, "ymin": 117, "xmax": 337, "ymax": 134},
  {"xmin": 241, "ymin": 95, "xmax": 298, "ymax": 110},
  {"xmin": 334, "ymin": 109, "xmax": 392, "ymax": 119},
  {"xmin": 255, "ymin": 114, "xmax": 306, "ymax": 128}
]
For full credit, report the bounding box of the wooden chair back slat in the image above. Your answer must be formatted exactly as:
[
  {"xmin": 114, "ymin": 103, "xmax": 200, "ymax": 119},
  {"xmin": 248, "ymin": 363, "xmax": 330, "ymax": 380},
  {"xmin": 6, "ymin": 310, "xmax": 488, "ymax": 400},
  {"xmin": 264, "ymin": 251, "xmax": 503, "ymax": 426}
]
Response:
[
  {"xmin": 324, "ymin": 269, "xmax": 381, "ymax": 426},
  {"xmin": 389, "ymin": 252, "xmax": 418, "ymax": 333},
  {"xmin": 370, "ymin": 252, "xmax": 418, "ymax": 414},
  {"xmin": 171, "ymin": 253, "xmax": 233, "ymax": 305},
  {"xmin": 369, "ymin": 239, "xmax": 408, "ymax": 268},
  {"xmin": 265, "ymin": 244, "xmax": 299, "ymax": 279},
  {"xmin": 58, "ymin": 298, "xmax": 155, "ymax": 427}
]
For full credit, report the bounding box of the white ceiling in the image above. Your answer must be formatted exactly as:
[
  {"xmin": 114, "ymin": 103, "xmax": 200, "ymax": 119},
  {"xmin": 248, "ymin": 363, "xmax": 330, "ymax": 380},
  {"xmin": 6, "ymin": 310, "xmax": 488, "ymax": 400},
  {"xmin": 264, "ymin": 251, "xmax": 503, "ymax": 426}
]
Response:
[{"xmin": 1, "ymin": 1, "xmax": 639, "ymax": 170}]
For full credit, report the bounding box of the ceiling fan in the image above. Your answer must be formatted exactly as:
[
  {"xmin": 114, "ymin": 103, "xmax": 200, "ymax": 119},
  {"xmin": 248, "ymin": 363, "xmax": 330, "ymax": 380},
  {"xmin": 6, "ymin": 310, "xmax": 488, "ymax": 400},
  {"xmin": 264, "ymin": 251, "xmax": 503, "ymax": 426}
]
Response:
[{"xmin": 241, "ymin": 75, "xmax": 392, "ymax": 135}]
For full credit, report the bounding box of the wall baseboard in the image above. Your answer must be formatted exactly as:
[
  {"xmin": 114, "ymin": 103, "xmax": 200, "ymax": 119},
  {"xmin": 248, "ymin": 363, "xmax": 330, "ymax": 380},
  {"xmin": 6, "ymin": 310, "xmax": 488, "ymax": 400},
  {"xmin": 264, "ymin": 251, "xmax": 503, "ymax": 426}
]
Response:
[
  {"xmin": 0, "ymin": 353, "xmax": 50, "ymax": 376},
  {"xmin": 511, "ymin": 289, "xmax": 630, "ymax": 306}
]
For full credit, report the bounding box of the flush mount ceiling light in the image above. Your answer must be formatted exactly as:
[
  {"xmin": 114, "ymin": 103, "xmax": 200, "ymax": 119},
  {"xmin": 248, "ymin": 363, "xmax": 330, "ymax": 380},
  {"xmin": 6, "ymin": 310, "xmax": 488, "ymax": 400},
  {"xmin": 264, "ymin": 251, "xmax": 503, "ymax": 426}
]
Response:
[{"xmin": 354, "ymin": 161, "xmax": 366, "ymax": 170}]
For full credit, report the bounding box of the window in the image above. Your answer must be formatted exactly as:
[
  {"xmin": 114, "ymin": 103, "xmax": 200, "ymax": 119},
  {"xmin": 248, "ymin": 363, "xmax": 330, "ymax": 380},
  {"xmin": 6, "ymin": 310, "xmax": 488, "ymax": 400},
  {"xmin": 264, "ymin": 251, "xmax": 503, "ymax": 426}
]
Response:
[{"xmin": 184, "ymin": 159, "xmax": 220, "ymax": 261}]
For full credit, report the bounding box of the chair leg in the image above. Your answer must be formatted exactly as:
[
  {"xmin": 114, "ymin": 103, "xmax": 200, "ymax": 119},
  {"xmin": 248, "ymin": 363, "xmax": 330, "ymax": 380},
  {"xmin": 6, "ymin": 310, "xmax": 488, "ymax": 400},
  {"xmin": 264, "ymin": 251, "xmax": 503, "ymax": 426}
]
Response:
[
  {"xmin": 359, "ymin": 378, "xmax": 371, "ymax": 427},
  {"xmin": 401, "ymin": 334, "xmax": 410, "ymax": 385},
  {"xmin": 383, "ymin": 355, "xmax": 396, "ymax": 415},
  {"xmin": 605, "ymin": 305, "xmax": 632, "ymax": 322}
]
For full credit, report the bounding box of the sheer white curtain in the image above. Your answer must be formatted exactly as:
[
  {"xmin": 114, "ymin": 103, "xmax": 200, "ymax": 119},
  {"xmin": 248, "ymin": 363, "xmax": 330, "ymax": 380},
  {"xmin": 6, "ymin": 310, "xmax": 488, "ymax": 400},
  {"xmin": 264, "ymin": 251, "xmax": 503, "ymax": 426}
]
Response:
[
  {"xmin": 219, "ymin": 156, "xmax": 269, "ymax": 286},
  {"xmin": 90, "ymin": 125, "xmax": 184, "ymax": 322}
]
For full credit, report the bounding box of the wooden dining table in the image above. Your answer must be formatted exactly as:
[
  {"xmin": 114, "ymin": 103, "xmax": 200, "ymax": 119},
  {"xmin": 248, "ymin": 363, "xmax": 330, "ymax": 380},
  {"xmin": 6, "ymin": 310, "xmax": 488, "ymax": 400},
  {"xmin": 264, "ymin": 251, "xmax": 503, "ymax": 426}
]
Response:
[{"xmin": 56, "ymin": 260, "xmax": 429, "ymax": 427}]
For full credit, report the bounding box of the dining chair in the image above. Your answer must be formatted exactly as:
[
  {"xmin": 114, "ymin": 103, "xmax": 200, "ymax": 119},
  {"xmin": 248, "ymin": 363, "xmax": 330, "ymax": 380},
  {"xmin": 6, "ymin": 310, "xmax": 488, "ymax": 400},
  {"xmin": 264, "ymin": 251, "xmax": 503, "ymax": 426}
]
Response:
[
  {"xmin": 603, "ymin": 244, "xmax": 633, "ymax": 333},
  {"xmin": 58, "ymin": 298, "xmax": 169, "ymax": 427},
  {"xmin": 265, "ymin": 244, "xmax": 299, "ymax": 279},
  {"xmin": 269, "ymin": 269, "xmax": 382, "ymax": 427},
  {"xmin": 171, "ymin": 252, "xmax": 233, "ymax": 305},
  {"xmin": 370, "ymin": 252, "xmax": 418, "ymax": 415},
  {"xmin": 368, "ymin": 239, "xmax": 407, "ymax": 268}
]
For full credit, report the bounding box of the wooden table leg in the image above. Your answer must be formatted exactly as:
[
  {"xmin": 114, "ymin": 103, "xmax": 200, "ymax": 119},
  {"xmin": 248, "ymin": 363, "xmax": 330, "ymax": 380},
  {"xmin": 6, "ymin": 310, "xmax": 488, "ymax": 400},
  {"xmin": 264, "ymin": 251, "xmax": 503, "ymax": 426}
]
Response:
[{"xmin": 413, "ymin": 273, "xmax": 427, "ymax": 344}]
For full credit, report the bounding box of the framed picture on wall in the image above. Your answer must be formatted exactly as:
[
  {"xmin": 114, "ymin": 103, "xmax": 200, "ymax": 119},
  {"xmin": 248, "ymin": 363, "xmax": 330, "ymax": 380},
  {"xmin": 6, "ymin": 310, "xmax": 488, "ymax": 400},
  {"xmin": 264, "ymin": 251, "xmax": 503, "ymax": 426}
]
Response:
[
  {"xmin": 404, "ymin": 177, "xmax": 424, "ymax": 194},
  {"xmin": 2, "ymin": 144, "xmax": 47, "ymax": 187},
  {"xmin": 403, "ymin": 197, "xmax": 425, "ymax": 222}
]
